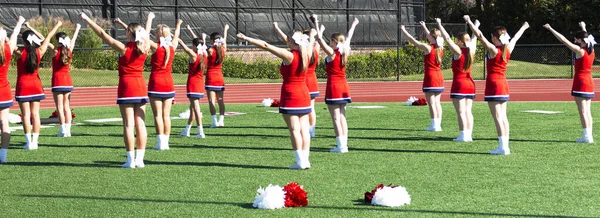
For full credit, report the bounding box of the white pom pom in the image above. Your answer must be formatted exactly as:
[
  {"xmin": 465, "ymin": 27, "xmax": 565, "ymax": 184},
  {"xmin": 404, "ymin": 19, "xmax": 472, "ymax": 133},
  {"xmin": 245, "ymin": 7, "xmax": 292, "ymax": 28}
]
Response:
[
  {"xmin": 405, "ymin": 96, "xmax": 418, "ymax": 106},
  {"xmin": 252, "ymin": 184, "xmax": 286, "ymax": 210},
  {"xmin": 371, "ymin": 186, "xmax": 411, "ymax": 207},
  {"xmin": 8, "ymin": 113, "xmax": 21, "ymax": 124},
  {"xmin": 179, "ymin": 109, "xmax": 190, "ymax": 119},
  {"xmin": 262, "ymin": 98, "xmax": 274, "ymax": 107}
]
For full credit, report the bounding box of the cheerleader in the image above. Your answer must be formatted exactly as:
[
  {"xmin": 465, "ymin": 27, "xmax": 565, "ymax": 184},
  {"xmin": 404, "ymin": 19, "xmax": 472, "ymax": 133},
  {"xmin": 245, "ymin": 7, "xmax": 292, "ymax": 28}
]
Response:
[
  {"xmin": 237, "ymin": 28, "xmax": 315, "ymax": 169},
  {"xmin": 465, "ymin": 15, "xmax": 529, "ymax": 155},
  {"xmin": 435, "ymin": 18, "xmax": 479, "ymax": 142},
  {"xmin": 50, "ymin": 23, "xmax": 81, "ymax": 137},
  {"xmin": 81, "ymin": 12, "xmax": 151, "ymax": 168},
  {"xmin": 314, "ymin": 17, "xmax": 359, "ymax": 153},
  {"xmin": 544, "ymin": 22, "xmax": 596, "ymax": 143},
  {"xmin": 0, "ymin": 16, "xmax": 25, "ymax": 163},
  {"xmin": 15, "ymin": 20, "xmax": 62, "ymax": 150},
  {"xmin": 177, "ymin": 34, "xmax": 208, "ymax": 138},
  {"xmin": 143, "ymin": 13, "xmax": 183, "ymax": 150},
  {"xmin": 274, "ymin": 20, "xmax": 320, "ymax": 138},
  {"xmin": 206, "ymin": 24, "xmax": 229, "ymax": 128},
  {"xmin": 401, "ymin": 22, "xmax": 445, "ymax": 132}
]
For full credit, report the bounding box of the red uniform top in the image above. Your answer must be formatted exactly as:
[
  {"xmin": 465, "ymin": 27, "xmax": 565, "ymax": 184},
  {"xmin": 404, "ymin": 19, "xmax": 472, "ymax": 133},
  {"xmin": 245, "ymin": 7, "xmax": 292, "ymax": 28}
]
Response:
[
  {"xmin": 485, "ymin": 46, "xmax": 510, "ymax": 98},
  {"xmin": 279, "ymin": 50, "xmax": 310, "ymax": 112},
  {"xmin": 450, "ymin": 47, "xmax": 475, "ymax": 95},
  {"xmin": 325, "ymin": 49, "xmax": 351, "ymax": 104},
  {"xmin": 15, "ymin": 48, "xmax": 44, "ymax": 100},
  {"xmin": 51, "ymin": 47, "xmax": 73, "ymax": 89},
  {"xmin": 0, "ymin": 43, "xmax": 13, "ymax": 104},
  {"xmin": 423, "ymin": 44, "xmax": 444, "ymax": 91},
  {"xmin": 306, "ymin": 48, "xmax": 319, "ymax": 95},
  {"xmin": 117, "ymin": 42, "xmax": 148, "ymax": 101},
  {"xmin": 187, "ymin": 53, "xmax": 207, "ymax": 96},
  {"xmin": 572, "ymin": 48, "xmax": 595, "ymax": 94},
  {"xmin": 148, "ymin": 43, "xmax": 175, "ymax": 96},
  {"xmin": 206, "ymin": 46, "xmax": 225, "ymax": 88}
]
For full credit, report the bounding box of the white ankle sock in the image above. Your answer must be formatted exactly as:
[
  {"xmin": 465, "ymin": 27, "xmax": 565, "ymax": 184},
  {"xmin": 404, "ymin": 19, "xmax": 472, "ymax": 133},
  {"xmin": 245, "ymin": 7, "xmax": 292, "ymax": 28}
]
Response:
[
  {"xmin": 157, "ymin": 134, "xmax": 163, "ymax": 146},
  {"xmin": 66, "ymin": 123, "xmax": 72, "ymax": 133},
  {"xmin": 211, "ymin": 115, "xmax": 217, "ymax": 124},
  {"xmin": 303, "ymin": 149, "xmax": 310, "ymax": 164},
  {"xmin": 32, "ymin": 133, "xmax": 39, "ymax": 145},
  {"xmin": 135, "ymin": 149, "xmax": 145, "ymax": 162},
  {"xmin": 198, "ymin": 126, "xmax": 204, "ymax": 134},
  {"xmin": 219, "ymin": 115, "xmax": 224, "ymax": 122},
  {"xmin": 458, "ymin": 130, "xmax": 465, "ymax": 138},
  {"xmin": 584, "ymin": 128, "xmax": 592, "ymax": 138},
  {"xmin": 59, "ymin": 125, "xmax": 65, "ymax": 134},
  {"xmin": 336, "ymin": 136, "xmax": 342, "ymax": 147},
  {"xmin": 24, "ymin": 133, "xmax": 32, "ymax": 144},
  {"xmin": 430, "ymin": 119, "xmax": 435, "ymax": 127},
  {"xmin": 164, "ymin": 135, "xmax": 170, "ymax": 146},
  {"xmin": 184, "ymin": 125, "xmax": 192, "ymax": 132},
  {"xmin": 434, "ymin": 119, "xmax": 441, "ymax": 128},
  {"xmin": 293, "ymin": 150, "xmax": 302, "ymax": 165},
  {"xmin": 498, "ymin": 136, "xmax": 509, "ymax": 149},
  {"xmin": 126, "ymin": 151, "xmax": 134, "ymax": 162}
]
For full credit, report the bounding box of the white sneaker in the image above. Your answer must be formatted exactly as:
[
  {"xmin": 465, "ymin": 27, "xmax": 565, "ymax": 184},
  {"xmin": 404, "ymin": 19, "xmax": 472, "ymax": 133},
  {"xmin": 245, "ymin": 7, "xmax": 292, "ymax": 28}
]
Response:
[
  {"xmin": 576, "ymin": 137, "xmax": 594, "ymax": 143},
  {"xmin": 425, "ymin": 126, "xmax": 442, "ymax": 132},
  {"xmin": 31, "ymin": 143, "xmax": 38, "ymax": 150},
  {"xmin": 0, "ymin": 154, "xmax": 6, "ymax": 164},
  {"xmin": 217, "ymin": 120, "xmax": 224, "ymax": 127},
  {"xmin": 210, "ymin": 123, "xmax": 218, "ymax": 128},
  {"xmin": 57, "ymin": 132, "xmax": 65, "ymax": 137},
  {"xmin": 23, "ymin": 143, "xmax": 32, "ymax": 150},
  {"xmin": 330, "ymin": 147, "xmax": 348, "ymax": 153},
  {"xmin": 289, "ymin": 162, "xmax": 305, "ymax": 170},
  {"xmin": 302, "ymin": 161, "xmax": 311, "ymax": 169},
  {"xmin": 122, "ymin": 161, "xmax": 136, "ymax": 168},
  {"xmin": 453, "ymin": 136, "xmax": 467, "ymax": 142},
  {"xmin": 65, "ymin": 132, "xmax": 71, "ymax": 137},
  {"xmin": 153, "ymin": 145, "xmax": 170, "ymax": 150},
  {"xmin": 490, "ymin": 146, "xmax": 510, "ymax": 155},
  {"xmin": 195, "ymin": 133, "xmax": 206, "ymax": 138},
  {"xmin": 179, "ymin": 130, "xmax": 190, "ymax": 137},
  {"xmin": 464, "ymin": 137, "xmax": 473, "ymax": 142},
  {"xmin": 309, "ymin": 128, "xmax": 315, "ymax": 138},
  {"xmin": 135, "ymin": 160, "xmax": 145, "ymax": 168}
]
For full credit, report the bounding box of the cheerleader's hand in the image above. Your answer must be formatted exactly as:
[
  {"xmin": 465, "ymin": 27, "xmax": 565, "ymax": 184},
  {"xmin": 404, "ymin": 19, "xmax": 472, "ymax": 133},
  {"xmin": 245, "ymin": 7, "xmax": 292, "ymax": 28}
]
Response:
[
  {"xmin": 56, "ymin": 20, "xmax": 63, "ymax": 27},
  {"xmin": 579, "ymin": 21, "xmax": 586, "ymax": 29},
  {"xmin": 273, "ymin": 22, "xmax": 278, "ymax": 28},
  {"xmin": 352, "ymin": 17, "xmax": 359, "ymax": 25},
  {"xmin": 17, "ymin": 16, "xmax": 25, "ymax": 24},
  {"xmin": 400, "ymin": 25, "xmax": 406, "ymax": 31},
  {"xmin": 474, "ymin": 19, "xmax": 481, "ymax": 28},
  {"xmin": 201, "ymin": 32, "xmax": 207, "ymax": 40},
  {"xmin": 148, "ymin": 12, "xmax": 155, "ymax": 20},
  {"xmin": 543, "ymin": 24, "xmax": 551, "ymax": 30},
  {"xmin": 435, "ymin": 18, "xmax": 441, "ymax": 24},
  {"xmin": 114, "ymin": 18, "xmax": 121, "ymax": 23},
  {"xmin": 80, "ymin": 12, "xmax": 89, "ymax": 20},
  {"xmin": 224, "ymin": 24, "xmax": 230, "ymax": 30},
  {"xmin": 463, "ymin": 15, "xmax": 471, "ymax": 22},
  {"xmin": 236, "ymin": 33, "xmax": 246, "ymax": 40},
  {"xmin": 419, "ymin": 21, "xmax": 426, "ymax": 27},
  {"xmin": 522, "ymin": 22, "xmax": 530, "ymax": 29}
]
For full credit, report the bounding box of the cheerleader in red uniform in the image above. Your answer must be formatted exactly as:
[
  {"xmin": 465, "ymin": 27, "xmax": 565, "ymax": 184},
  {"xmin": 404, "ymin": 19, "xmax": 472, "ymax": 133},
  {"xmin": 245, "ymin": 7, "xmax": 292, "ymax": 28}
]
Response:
[
  {"xmin": 545, "ymin": 22, "xmax": 596, "ymax": 143},
  {"xmin": 466, "ymin": 16, "xmax": 529, "ymax": 155},
  {"xmin": 50, "ymin": 24, "xmax": 81, "ymax": 137},
  {"xmin": 314, "ymin": 17, "xmax": 359, "ymax": 153},
  {"xmin": 436, "ymin": 18, "xmax": 479, "ymax": 142},
  {"xmin": 142, "ymin": 13, "xmax": 183, "ymax": 150},
  {"xmin": 15, "ymin": 20, "xmax": 62, "ymax": 150},
  {"xmin": 177, "ymin": 34, "xmax": 208, "ymax": 138},
  {"xmin": 237, "ymin": 28, "xmax": 315, "ymax": 170},
  {"xmin": 206, "ymin": 24, "xmax": 229, "ymax": 128},
  {"xmin": 273, "ymin": 20, "xmax": 321, "ymax": 138},
  {"xmin": 0, "ymin": 16, "xmax": 25, "ymax": 163},
  {"xmin": 81, "ymin": 12, "xmax": 151, "ymax": 168},
  {"xmin": 401, "ymin": 22, "xmax": 445, "ymax": 132}
]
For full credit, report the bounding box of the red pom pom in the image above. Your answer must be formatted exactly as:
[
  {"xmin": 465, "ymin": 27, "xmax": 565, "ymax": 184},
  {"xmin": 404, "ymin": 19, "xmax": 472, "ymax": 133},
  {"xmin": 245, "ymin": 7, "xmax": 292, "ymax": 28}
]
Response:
[
  {"xmin": 412, "ymin": 98, "xmax": 427, "ymax": 106},
  {"xmin": 270, "ymin": 99, "xmax": 280, "ymax": 107},
  {"xmin": 364, "ymin": 184, "xmax": 397, "ymax": 203},
  {"xmin": 283, "ymin": 182, "xmax": 308, "ymax": 207}
]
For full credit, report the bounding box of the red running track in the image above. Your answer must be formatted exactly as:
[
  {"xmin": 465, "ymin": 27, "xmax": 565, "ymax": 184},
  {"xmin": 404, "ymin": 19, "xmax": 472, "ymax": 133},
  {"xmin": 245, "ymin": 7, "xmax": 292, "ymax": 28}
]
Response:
[{"xmin": 7, "ymin": 79, "xmax": 598, "ymax": 109}]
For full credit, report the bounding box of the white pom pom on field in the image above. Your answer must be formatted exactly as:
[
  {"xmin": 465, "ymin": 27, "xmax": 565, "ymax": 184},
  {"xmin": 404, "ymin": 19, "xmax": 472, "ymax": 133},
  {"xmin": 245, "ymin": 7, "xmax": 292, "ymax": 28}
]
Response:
[
  {"xmin": 252, "ymin": 184, "xmax": 286, "ymax": 210},
  {"xmin": 371, "ymin": 186, "xmax": 411, "ymax": 207}
]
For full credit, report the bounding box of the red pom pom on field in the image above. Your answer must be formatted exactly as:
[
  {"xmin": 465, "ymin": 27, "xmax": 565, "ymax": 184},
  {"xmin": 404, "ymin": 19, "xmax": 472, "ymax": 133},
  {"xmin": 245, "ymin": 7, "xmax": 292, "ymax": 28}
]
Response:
[{"xmin": 283, "ymin": 182, "xmax": 308, "ymax": 207}]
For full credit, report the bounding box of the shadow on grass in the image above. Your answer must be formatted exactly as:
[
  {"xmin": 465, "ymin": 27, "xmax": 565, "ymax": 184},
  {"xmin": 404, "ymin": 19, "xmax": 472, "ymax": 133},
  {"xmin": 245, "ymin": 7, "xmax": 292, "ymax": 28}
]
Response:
[
  {"xmin": 94, "ymin": 160, "xmax": 289, "ymax": 170},
  {"xmin": 195, "ymin": 125, "xmax": 422, "ymax": 131},
  {"xmin": 177, "ymin": 144, "xmax": 290, "ymax": 152},
  {"xmin": 475, "ymin": 138, "xmax": 574, "ymax": 143},
  {"xmin": 41, "ymin": 144, "xmax": 123, "ymax": 149},
  {"xmin": 16, "ymin": 194, "xmax": 591, "ymax": 218},
  {"xmin": 6, "ymin": 161, "xmax": 119, "ymax": 168}
]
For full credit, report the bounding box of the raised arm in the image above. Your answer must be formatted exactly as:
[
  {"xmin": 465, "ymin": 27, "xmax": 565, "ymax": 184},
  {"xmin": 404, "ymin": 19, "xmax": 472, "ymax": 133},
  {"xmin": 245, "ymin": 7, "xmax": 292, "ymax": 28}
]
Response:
[
  {"xmin": 40, "ymin": 21, "xmax": 62, "ymax": 56},
  {"xmin": 544, "ymin": 24, "xmax": 584, "ymax": 57},
  {"xmin": 469, "ymin": 20, "xmax": 481, "ymax": 54},
  {"xmin": 465, "ymin": 15, "xmax": 496, "ymax": 56},
  {"xmin": 68, "ymin": 23, "xmax": 81, "ymax": 52},
  {"xmin": 273, "ymin": 22, "xmax": 288, "ymax": 42},
  {"xmin": 26, "ymin": 22, "xmax": 55, "ymax": 50},
  {"xmin": 172, "ymin": 19, "xmax": 183, "ymax": 48},
  {"xmin": 508, "ymin": 22, "xmax": 529, "ymax": 53},
  {"xmin": 345, "ymin": 18, "xmax": 359, "ymax": 46},
  {"xmin": 81, "ymin": 12, "xmax": 126, "ymax": 54},
  {"xmin": 9, "ymin": 16, "xmax": 25, "ymax": 52},
  {"xmin": 313, "ymin": 15, "xmax": 334, "ymax": 58},
  {"xmin": 237, "ymin": 33, "xmax": 293, "ymax": 64},
  {"xmin": 177, "ymin": 38, "xmax": 197, "ymax": 59},
  {"xmin": 400, "ymin": 25, "xmax": 431, "ymax": 52},
  {"xmin": 435, "ymin": 18, "xmax": 460, "ymax": 55},
  {"xmin": 222, "ymin": 24, "xmax": 229, "ymax": 49},
  {"xmin": 419, "ymin": 21, "xmax": 430, "ymax": 36},
  {"xmin": 579, "ymin": 21, "xmax": 587, "ymax": 32},
  {"xmin": 145, "ymin": 12, "xmax": 155, "ymax": 37},
  {"xmin": 186, "ymin": 25, "xmax": 198, "ymax": 39},
  {"xmin": 114, "ymin": 18, "xmax": 128, "ymax": 29},
  {"xmin": 308, "ymin": 28, "xmax": 317, "ymax": 59}
]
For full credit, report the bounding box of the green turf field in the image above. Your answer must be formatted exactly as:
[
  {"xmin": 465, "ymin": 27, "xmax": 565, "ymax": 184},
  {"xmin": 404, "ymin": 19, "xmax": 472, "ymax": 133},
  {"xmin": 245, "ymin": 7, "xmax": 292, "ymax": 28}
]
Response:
[{"xmin": 1, "ymin": 102, "xmax": 599, "ymax": 217}]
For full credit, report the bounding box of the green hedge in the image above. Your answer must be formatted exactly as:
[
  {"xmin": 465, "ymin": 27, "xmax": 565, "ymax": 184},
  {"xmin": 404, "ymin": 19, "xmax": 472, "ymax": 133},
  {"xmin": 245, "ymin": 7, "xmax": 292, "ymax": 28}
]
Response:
[{"xmin": 25, "ymin": 45, "xmax": 486, "ymax": 78}]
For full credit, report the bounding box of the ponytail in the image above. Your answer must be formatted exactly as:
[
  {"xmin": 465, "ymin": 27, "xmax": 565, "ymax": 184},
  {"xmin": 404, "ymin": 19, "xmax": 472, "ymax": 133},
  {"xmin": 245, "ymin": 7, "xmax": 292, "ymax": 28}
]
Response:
[
  {"xmin": 25, "ymin": 45, "xmax": 39, "ymax": 74},
  {"xmin": 0, "ymin": 43, "xmax": 5, "ymax": 66},
  {"xmin": 215, "ymin": 45, "xmax": 224, "ymax": 64},
  {"xmin": 156, "ymin": 24, "xmax": 171, "ymax": 68},
  {"xmin": 210, "ymin": 32, "xmax": 225, "ymax": 64},
  {"xmin": 575, "ymin": 30, "xmax": 595, "ymax": 55},
  {"xmin": 502, "ymin": 44, "xmax": 509, "ymax": 62},
  {"xmin": 127, "ymin": 23, "xmax": 148, "ymax": 55},
  {"xmin": 341, "ymin": 53, "xmax": 348, "ymax": 67},
  {"xmin": 435, "ymin": 47, "xmax": 442, "ymax": 65},
  {"xmin": 463, "ymin": 47, "xmax": 473, "ymax": 71},
  {"xmin": 197, "ymin": 53, "xmax": 206, "ymax": 72},
  {"xmin": 60, "ymin": 46, "xmax": 71, "ymax": 65},
  {"xmin": 299, "ymin": 47, "xmax": 309, "ymax": 73}
]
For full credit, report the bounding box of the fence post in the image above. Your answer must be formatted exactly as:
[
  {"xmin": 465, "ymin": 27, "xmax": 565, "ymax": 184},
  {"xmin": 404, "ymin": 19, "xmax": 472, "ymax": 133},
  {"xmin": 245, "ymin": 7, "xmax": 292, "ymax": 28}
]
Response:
[
  {"xmin": 38, "ymin": 0, "xmax": 42, "ymax": 16},
  {"xmin": 174, "ymin": 0, "xmax": 179, "ymax": 20},
  {"xmin": 112, "ymin": 0, "xmax": 118, "ymax": 38},
  {"xmin": 396, "ymin": 0, "xmax": 401, "ymax": 81},
  {"xmin": 346, "ymin": 0, "xmax": 350, "ymax": 32}
]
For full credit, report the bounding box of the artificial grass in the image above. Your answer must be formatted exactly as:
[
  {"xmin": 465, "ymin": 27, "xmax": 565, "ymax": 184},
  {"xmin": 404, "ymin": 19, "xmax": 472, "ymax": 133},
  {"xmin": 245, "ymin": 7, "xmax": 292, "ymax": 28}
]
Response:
[{"xmin": 1, "ymin": 102, "xmax": 599, "ymax": 217}]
